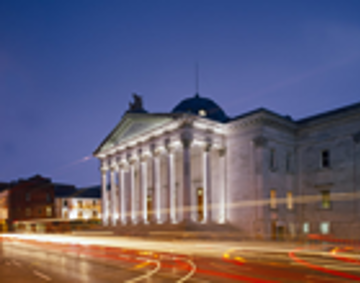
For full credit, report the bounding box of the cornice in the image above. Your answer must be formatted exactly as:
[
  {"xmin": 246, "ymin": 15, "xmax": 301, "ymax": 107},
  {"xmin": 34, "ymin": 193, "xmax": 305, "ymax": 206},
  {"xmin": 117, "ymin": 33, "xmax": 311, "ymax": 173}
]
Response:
[{"xmin": 227, "ymin": 111, "xmax": 297, "ymax": 133}]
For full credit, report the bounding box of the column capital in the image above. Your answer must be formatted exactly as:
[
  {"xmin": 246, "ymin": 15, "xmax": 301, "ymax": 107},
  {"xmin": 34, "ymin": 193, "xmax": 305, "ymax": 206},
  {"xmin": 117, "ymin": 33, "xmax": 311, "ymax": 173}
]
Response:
[
  {"xmin": 181, "ymin": 131, "xmax": 193, "ymax": 149},
  {"xmin": 164, "ymin": 138, "xmax": 175, "ymax": 153},
  {"xmin": 204, "ymin": 140, "xmax": 212, "ymax": 152},
  {"xmin": 150, "ymin": 144, "xmax": 162, "ymax": 157}
]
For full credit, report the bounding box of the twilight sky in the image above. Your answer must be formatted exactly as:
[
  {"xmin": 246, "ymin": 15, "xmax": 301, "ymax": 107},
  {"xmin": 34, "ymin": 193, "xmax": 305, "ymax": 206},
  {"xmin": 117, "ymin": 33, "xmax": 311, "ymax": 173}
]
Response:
[{"xmin": 1, "ymin": 0, "xmax": 360, "ymax": 187}]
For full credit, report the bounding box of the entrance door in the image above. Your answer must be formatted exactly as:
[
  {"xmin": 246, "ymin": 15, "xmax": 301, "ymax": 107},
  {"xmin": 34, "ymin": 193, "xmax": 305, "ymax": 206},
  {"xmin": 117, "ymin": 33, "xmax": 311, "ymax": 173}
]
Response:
[
  {"xmin": 197, "ymin": 187, "xmax": 204, "ymax": 222},
  {"xmin": 147, "ymin": 188, "xmax": 153, "ymax": 222}
]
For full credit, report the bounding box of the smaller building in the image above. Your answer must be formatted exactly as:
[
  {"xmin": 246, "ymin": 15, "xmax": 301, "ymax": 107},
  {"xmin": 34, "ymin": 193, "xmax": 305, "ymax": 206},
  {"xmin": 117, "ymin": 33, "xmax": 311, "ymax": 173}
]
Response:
[
  {"xmin": 0, "ymin": 183, "xmax": 10, "ymax": 232},
  {"xmin": 8, "ymin": 175, "xmax": 55, "ymax": 232},
  {"xmin": 55, "ymin": 186, "xmax": 102, "ymax": 223}
]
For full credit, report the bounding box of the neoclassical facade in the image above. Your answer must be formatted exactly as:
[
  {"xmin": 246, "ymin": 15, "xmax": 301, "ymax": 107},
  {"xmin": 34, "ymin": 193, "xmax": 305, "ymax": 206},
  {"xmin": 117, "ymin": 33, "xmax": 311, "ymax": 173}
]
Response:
[{"xmin": 94, "ymin": 94, "xmax": 360, "ymax": 240}]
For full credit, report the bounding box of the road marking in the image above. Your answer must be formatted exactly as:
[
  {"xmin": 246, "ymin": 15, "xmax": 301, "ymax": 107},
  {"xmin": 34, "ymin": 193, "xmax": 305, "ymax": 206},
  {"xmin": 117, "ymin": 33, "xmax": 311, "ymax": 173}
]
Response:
[
  {"xmin": 125, "ymin": 258, "xmax": 161, "ymax": 283},
  {"xmin": 11, "ymin": 260, "xmax": 22, "ymax": 267},
  {"xmin": 33, "ymin": 270, "xmax": 52, "ymax": 281},
  {"xmin": 176, "ymin": 259, "xmax": 197, "ymax": 283}
]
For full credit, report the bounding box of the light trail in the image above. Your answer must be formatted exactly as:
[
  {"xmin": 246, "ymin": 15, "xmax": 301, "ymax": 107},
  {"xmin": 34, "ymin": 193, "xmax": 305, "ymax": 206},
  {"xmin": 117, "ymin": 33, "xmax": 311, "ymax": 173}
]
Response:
[
  {"xmin": 289, "ymin": 247, "xmax": 360, "ymax": 281},
  {"xmin": 176, "ymin": 258, "xmax": 197, "ymax": 283},
  {"xmin": 124, "ymin": 257, "xmax": 161, "ymax": 283}
]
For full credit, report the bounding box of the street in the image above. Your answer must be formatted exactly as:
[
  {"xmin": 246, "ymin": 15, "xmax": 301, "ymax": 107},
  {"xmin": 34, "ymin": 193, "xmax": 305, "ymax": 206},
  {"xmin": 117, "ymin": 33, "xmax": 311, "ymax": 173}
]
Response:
[{"xmin": 1, "ymin": 235, "xmax": 360, "ymax": 282}]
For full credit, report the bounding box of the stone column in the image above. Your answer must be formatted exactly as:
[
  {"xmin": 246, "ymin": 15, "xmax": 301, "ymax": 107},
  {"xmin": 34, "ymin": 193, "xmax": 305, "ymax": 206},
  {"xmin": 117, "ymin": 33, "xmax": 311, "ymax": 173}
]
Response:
[
  {"xmin": 101, "ymin": 164, "xmax": 109, "ymax": 226},
  {"xmin": 110, "ymin": 165, "xmax": 118, "ymax": 226},
  {"xmin": 129, "ymin": 158, "xmax": 137, "ymax": 224},
  {"xmin": 151, "ymin": 145, "xmax": 162, "ymax": 224},
  {"xmin": 118, "ymin": 162, "xmax": 127, "ymax": 225},
  {"xmin": 166, "ymin": 140, "xmax": 176, "ymax": 223},
  {"xmin": 218, "ymin": 148, "xmax": 226, "ymax": 223},
  {"xmin": 203, "ymin": 142, "xmax": 212, "ymax": 223},
  {"xmin": 141, "ymin": 156, "xmax": 148, "ymax": 223},
  {"xmin": 181, "ymin": 132, "xmax": 193, "ymax": 223}
]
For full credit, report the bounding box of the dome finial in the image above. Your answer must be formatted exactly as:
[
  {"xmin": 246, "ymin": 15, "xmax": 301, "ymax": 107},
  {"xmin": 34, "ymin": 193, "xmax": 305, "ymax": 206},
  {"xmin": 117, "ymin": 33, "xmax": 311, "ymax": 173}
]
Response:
[{"xmin": 195, "ymin": 62, "xmax": 200, "ymax": 96}]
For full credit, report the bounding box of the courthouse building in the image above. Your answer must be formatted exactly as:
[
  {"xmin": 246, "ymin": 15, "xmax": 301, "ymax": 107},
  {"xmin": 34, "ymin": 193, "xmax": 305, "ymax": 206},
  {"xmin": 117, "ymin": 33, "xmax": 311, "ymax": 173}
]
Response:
[{"xmin": 94, "ymin": 94, "xmax": 360, "ymax": 240}]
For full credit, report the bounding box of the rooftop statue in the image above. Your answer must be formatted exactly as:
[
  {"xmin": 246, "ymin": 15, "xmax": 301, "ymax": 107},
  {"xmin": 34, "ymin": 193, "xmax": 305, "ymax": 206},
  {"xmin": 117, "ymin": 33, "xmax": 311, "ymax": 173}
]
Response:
[{"xmin": 129, "ymin": 93, "xmax": 144, "ymax": 112}]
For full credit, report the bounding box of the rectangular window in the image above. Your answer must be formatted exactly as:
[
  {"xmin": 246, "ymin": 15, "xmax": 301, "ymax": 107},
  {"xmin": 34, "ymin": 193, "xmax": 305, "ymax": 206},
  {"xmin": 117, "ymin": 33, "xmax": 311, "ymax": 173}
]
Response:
[
  {"xmin": 63, "ymin": 200, "xmax": 68, "ymax": 207},
  {"xmin": 320, "ymin": 222, "xmax": 330, "ymax": 234},
  {"xmin": 303, "ymin": 222, "xmax": 310, "ymax": 234},
  {"xmin": 26, "ymin": 208, "xmax": 32, "ymax": 217},
  {"xmin": 78, "ymin": 200, "xmax": 83, "ymax": 208},
  {"xmin": 270, "ymin": 149, "xmax": 276, "ymax": 170},
  {"xmin": 26, "ymin": 193, "xmax": 31, "ymax": 202},
  {"xmin": 46, "ymin": 193, "xmax": 51, "ymax": 203},
  {"xmin": 46, "ymin": 206, "xmax": 52, "ymax": 217},
  {"xmin": 321, "ymin": 191, "xmax": 331, "ymax": 209},
  {"xmin": 286, "ymin": 152, "xmax": 291, "ymax": 172},
  {"xmin": 321, "ymin": 150, "xmax": 330, "ymax": 168},
  {"xmin": 287, "ymin": 191, "xmax": 293, "ymax": 210},
  {"xmin": 270, "ymin": 189, "xmax": 277, "ymax": 209}
]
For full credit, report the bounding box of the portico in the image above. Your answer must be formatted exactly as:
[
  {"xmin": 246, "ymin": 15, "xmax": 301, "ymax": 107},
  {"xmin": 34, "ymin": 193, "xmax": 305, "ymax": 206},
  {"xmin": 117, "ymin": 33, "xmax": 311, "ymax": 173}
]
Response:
[{"xmin": 96, "ymin": 114, "xmax": 227, "ymax": 228}]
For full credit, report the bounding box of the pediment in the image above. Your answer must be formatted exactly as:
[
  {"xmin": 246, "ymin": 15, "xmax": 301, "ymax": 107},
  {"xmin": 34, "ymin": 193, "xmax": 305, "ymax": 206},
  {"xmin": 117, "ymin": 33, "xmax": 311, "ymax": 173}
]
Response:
[{"xmin": 94, "ymin": 113, "xmax": 174, "ymax": 154}]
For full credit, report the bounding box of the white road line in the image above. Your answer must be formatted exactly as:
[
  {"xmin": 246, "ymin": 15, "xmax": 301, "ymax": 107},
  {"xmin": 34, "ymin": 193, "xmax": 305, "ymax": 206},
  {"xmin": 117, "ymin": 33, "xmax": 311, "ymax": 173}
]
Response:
[
  {"xmin": 33, "ymin": 270, "xmax": 52, "ymax": 281},
  {"xmin": 11, "ymin": 260, "xmax": 22, "ymax": 267},
  {"xmin": 176, "ymin": 259, "xmax": 197, "ymax": 283},
  {"xmin": 125, "ymin": 258, "xmax": 161, "ymax": 283}
]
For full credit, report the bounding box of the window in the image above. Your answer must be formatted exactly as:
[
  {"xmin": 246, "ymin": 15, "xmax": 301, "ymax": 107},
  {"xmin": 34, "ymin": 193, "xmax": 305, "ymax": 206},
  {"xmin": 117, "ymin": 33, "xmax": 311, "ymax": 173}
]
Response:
[
  {"xmin": 93, "ymin": 200, "xmax": 97, "ymax": 206},
  {"xmin": 26, "ymin": 193, "xmax": 31, "ymax": 202},
  {"xmin": 287, "ymin": 191, "xmax": 293, "ymax": 210},
  {"xmin": 92, "ymin": 211, "xmax": 98, "ymax": 218},
  {"xmin": 321, "ymin": 191, "xmax": 331, "ymax": 209},
  {"xmin": 46, "ymin": 206, "xmax": 52, "ymax": 217},
  {"xmin": 303, "ymin": 222, "xmax": 310, "ymax": 234},
  {"xmin": 46, "ymin": 193, "xmax": 51, "ymax": 203},
  {"xmin": 64, "ymin": 211, "xmax": 68, "ymax": 219},
  {"xmin": 78, "ymin": 200, "xmax": 83, "ymax": 208},
  {"xmin": 321, "ymin": 150, "xmax": 330, "ymax": 168},
  {"xmin": 320, "ymin": 222, "xmax": 330, "ymax": 234},
  {"xmin": 270, "ymin": 189, "xmax": 277, "ymax": 209},
  {"xmin": 26, "ymin": 208, "xmax": 32, "ymax": 217},
  {"xmin": 270, "ymin": 149, "xmax": 276, "ymax": 170},
  {"xmin": 78, "ymin": 211, "xmax": 83, "ymax": 219},
  {"xmin": 285, "ymin": 152, "xmax": 291, "ymax": 172},
  {"xmin": 63, "ymin": 200, "xmax": 68, "ymax": 207}
]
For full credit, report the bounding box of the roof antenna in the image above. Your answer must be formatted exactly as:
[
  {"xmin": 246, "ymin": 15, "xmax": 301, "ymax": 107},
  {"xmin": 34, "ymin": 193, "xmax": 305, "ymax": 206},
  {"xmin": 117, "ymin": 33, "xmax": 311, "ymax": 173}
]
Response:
[{"xmin": 195, "ymin": 62, "xmax": 199, "ymax": 97}]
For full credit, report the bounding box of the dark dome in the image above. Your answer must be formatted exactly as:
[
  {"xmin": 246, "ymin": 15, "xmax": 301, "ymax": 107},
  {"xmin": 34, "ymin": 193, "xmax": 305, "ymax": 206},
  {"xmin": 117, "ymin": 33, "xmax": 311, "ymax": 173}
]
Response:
[{"xmin": 172, "ymin": 94, "xmax": 228, "ymax": 122}]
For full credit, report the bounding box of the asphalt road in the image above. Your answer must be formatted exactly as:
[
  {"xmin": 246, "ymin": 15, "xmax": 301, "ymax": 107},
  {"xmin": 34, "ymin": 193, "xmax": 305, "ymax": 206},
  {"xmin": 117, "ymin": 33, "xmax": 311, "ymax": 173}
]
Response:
[{"xmin": 1, "ymin": 235, "xmax": 360, "ymax": 282}]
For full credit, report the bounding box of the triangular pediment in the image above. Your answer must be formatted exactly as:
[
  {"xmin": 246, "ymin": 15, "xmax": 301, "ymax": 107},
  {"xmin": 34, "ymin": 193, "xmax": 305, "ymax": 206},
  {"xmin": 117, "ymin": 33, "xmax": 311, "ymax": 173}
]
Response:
[{"xmin": 94, "ymin": 113, "xmax": 174, "ymax": 155}]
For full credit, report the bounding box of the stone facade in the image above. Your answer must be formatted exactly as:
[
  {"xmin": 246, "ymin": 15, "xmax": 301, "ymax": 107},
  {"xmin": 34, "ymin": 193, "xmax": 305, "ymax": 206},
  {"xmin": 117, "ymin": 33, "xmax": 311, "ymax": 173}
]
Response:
[{"xmin": 94, "ymin": 95, "xmax": 360, "ymax": 240}]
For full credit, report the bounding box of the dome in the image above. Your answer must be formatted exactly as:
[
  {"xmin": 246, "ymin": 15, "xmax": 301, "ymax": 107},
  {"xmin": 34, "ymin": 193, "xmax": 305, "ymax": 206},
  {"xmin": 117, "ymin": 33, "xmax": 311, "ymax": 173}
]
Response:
[{"xmin": 172, "ymin": 94, "xmax": 228, "ymax": 122}]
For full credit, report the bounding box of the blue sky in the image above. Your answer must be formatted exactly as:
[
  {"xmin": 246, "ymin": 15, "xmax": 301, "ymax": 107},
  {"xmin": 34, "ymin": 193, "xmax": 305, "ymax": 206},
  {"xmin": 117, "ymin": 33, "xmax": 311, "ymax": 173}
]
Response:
[{"xmin": 1, "ymin": 0, "xmax": 360, "ymax": 187}]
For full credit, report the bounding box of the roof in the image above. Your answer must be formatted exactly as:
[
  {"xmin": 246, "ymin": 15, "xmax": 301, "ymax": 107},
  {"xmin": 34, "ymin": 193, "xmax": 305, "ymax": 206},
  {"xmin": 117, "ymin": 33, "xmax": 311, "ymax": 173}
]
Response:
[
  {"xmin": 296, "ymin": 101, "xmax": 360, "ymax": 125},
  {"xmin": 0, "ymin": 182, "xmax": 10, "ymax": 193},
  {"xmin": 172, "ymin": 94, "xmax": 229, "ymax": 123},
  {"xmin": 68, "ymin": 186, "xmax": 101, "ymax": 199},
  {"xmin": 54, "ymin": 184, "xmax": 77, "ymax": 197}
]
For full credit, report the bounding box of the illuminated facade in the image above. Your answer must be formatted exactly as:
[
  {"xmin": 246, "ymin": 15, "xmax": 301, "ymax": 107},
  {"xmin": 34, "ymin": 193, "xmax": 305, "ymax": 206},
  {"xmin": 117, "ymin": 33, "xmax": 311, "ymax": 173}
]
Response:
[
  {"xmin": 55, "ymin": 186, "xmax": 101, "ymax": 221},
  {"xmin": 94, "ymin": 94, "xmax": 360, "ymax": 240},
  {"xmin": 0, "ymin": 184, "xmax": 10, "ymax": 232}
]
